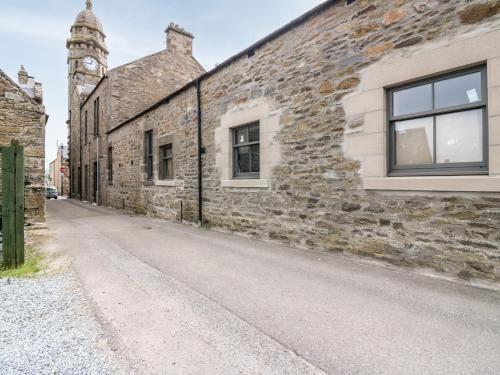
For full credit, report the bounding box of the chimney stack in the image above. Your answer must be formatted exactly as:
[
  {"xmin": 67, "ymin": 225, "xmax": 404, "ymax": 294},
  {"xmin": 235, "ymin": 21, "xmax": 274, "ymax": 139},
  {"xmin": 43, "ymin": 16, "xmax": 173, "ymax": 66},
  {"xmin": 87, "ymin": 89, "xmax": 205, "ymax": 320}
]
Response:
[
  {"xmin": 17, "ymin": 65, "xmax": 43, "ymax": 104},
  {"xmin": 165, "ymin": 23, "xmax": 194, "ymax": 55},
  {"xmin": 18, "ymin": 65, "xmax": 28, "ymax": 85}
]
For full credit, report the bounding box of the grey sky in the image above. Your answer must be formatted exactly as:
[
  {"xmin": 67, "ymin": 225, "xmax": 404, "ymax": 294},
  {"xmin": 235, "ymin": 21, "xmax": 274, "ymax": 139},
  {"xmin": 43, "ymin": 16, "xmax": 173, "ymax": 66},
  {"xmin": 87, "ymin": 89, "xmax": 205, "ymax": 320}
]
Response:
[{"xmin": 0, "ymin": 0, "xmax": 324, "ymax": 168}]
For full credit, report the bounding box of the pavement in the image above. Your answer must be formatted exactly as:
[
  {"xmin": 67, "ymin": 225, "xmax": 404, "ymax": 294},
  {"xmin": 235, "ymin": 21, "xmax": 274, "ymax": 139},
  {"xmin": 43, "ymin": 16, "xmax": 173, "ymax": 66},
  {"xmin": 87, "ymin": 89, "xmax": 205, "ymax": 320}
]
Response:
[{"xmin": 46, "ymin": 199, "xmax": 500, "ymax": 375}]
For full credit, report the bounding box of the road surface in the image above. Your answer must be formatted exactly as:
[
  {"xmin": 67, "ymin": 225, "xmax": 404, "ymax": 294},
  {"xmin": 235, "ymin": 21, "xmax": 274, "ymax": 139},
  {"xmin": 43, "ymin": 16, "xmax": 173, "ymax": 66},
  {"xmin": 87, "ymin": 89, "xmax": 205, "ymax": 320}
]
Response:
[{"xmin": 46, "ymin": 199, "xmax": 500, "ymax": 375}]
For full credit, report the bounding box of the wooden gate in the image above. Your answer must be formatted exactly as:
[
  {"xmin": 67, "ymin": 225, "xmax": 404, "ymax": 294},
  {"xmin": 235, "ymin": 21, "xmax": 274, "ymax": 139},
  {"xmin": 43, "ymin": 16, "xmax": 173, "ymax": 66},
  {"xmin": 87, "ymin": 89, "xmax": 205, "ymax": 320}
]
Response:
[{"xmin": 1, "ymin": 140, "xmax": 25, "ymax": 268}]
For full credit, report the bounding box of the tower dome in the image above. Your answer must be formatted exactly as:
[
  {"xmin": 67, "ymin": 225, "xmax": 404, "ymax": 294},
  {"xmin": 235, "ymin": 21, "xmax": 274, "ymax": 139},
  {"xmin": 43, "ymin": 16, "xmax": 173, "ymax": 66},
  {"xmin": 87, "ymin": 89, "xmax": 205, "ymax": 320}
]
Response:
[
  {"xmin": 66, "ymin": 0, "xmax": 108, "ymax": 83},
  {"xmin": 73, "ymin": 0, "xmax": 104, "ymax": 34}
]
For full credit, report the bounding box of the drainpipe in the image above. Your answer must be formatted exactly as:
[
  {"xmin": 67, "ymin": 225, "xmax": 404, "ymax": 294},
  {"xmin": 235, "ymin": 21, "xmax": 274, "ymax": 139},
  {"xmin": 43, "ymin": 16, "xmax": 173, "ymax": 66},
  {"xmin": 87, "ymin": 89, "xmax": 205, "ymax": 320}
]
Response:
[
  {"xmin": 196, "ymin": 79, "xmax": 203, "ymax": 226},
  {"xmin": 96, "ymin": 135, "xmax": 100, "ymax": 205},
  {"xmin": 79, "ymin": 110, "xmax": 83, "ymax": 201}
]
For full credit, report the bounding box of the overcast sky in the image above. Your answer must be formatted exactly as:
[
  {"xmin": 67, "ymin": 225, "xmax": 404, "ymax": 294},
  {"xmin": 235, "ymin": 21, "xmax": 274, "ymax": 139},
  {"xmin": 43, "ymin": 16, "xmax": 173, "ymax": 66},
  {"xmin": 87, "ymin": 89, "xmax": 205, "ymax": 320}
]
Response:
[{"xmin": 0, "ymin": 0, "xmax": 324, "ymax": 168}]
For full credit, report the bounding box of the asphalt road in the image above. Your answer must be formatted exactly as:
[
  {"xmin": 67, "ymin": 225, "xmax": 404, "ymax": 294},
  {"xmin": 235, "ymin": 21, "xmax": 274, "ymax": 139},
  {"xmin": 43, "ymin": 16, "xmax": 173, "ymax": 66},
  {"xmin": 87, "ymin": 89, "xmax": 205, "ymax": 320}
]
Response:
[{"xmin": 46, "ymin": 199, "xmax": 500, "ymax": 375}]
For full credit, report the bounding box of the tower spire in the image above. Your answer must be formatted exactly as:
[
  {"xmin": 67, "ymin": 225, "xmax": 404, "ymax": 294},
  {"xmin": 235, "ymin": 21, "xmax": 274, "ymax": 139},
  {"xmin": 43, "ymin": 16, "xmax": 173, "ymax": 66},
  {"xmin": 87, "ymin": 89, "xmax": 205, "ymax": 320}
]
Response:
[{"xmin": 86, "ymin": 0, "xmax": 92, "ymax": 10}]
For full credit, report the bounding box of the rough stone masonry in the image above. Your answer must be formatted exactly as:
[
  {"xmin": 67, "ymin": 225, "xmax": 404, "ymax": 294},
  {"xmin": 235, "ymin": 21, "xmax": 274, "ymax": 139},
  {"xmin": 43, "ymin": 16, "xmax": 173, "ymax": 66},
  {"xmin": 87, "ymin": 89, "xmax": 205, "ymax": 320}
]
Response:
[
  {"xmin": 0, "ymin": 68, "xmax": 47, "ymax": 223},
  {"xmin": 73, "ymin": 0, "xmax": 500, "ymax": 282}
]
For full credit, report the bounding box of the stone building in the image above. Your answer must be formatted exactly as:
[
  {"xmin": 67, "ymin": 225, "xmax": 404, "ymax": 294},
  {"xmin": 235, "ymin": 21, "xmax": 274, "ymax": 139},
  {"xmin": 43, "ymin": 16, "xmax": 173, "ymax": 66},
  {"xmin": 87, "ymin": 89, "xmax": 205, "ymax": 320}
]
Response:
[
  {"xmin": 0, "ymin": 66, "xmax": 47, "ymax": 223},
  {"xmin": 48, "ymin": 145, "xmax": 69, "ymax": 196},
  {"xmin": 67, "ymin": 0, "xmax": 204, "ymax": 203},
  {"xmin": 70, "ymin": 0, "xmax": 500, "ymax": 281}
]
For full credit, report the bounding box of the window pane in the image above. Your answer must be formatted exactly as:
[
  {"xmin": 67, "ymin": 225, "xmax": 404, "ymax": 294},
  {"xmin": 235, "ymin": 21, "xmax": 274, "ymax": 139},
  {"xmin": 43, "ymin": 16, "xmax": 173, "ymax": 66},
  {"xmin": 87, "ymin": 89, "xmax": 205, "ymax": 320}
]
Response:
[
  {"xmin": 395, "ymin": 117, "xmax": 434, "ymax": 165},
  {"xmin": 250, "ymin": 144, "xmax": 260, "ymax": 173},
  {"xmin": 164, "ymin": 145, "xmax": 172, "ymax": 159},
  {"xmin": 436, "ymin": 109, "xmax": 483, "ymax": 164},
  {"xmin": 147, "ymin": 156, "xmax": 153, "ymax": 179},
  {"xmin": 249, "ymin": 124, "xmax": 259, "ymax": 142},
  {"xmin": 235, "ymin": 128, "xmax": 248, "ymax": 145},
  {"xmin": 167, "ymin": 158, "xmax": 173, "ymax": 177},
  {"xmin": 393, "ymin": 84, "xmax": 432, "ymax": 116},
  {"xmin": 236, "ymin": 146, "xmax": 250, "ymax": 173},
  {"xmin": 435, "ymin": 72, "xmax": 482, "ymax": 109}
]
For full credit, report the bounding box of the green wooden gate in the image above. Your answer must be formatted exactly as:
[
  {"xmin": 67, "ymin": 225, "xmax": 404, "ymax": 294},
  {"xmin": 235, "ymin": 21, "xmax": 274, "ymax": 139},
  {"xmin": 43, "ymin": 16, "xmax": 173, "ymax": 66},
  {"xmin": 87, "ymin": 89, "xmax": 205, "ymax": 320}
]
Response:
[{"xmin": 1, "ymin": 140, "xmax": 25, "ymax": 269}]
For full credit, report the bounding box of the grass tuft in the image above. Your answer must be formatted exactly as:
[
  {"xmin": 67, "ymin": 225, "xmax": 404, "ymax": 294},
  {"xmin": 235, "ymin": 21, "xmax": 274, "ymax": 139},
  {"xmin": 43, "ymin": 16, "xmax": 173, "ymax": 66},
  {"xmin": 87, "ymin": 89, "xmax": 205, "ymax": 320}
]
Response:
[{"xmin": 0, "ymin": 245, "xmax": 44, "ymax": 278}]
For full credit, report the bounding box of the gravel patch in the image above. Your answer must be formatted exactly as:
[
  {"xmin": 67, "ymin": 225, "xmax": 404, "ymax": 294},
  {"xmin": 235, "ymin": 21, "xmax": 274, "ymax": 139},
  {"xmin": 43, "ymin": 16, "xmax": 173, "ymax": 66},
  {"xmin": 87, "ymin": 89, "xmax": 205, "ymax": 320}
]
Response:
[{"xmin": 0, "ymin": 274, "xmax": 127, "ymax": 375}]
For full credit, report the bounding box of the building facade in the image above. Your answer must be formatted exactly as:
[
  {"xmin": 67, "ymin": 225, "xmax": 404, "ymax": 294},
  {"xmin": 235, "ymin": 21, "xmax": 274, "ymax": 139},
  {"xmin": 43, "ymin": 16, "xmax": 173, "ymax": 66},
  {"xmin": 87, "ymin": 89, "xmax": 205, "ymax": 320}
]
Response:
[
  {"xmin": 48, "ymin": 145, "xmax": 69, "ymax": 196},
  {"xmin": 67, "ymin": 1, "xmax": 204, "ymax": 203},
  {"xmin": 0, "ymin": 66, "xmax": 47, "ymax": 223},
  {"xmin": 70, "ymin": 0, "xmax": 500, "ymax": 281}
]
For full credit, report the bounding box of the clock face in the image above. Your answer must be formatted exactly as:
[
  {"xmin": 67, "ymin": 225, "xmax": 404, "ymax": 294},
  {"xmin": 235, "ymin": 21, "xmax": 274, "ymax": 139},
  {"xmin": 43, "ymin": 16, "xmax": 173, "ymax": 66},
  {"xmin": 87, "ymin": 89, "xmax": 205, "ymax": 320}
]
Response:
[{"xmin": 83, "ymin": 56, "xmax": 99, "ymax": 71}]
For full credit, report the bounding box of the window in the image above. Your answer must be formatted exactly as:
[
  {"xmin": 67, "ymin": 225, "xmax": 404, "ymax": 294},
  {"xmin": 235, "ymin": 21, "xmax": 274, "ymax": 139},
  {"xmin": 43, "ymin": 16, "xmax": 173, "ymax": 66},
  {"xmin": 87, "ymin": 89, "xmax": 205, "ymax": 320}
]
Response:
[
  {"xmin": 93, "ymin": 97, "xmax": 100, "ymax": 136},
  {"xmin": 84, "ymin": 165, "xmax": 88, "ymax": 200},
  {"xmin": 233, "ymin": 122, "xmax": 260, "ymax": 178},
  {"xmin": 159, "ymin": 144, "xmax": 173, "ymax": 180},
  {"xmin": 108, "ymin": 146, "xmax": 113, "ymax": 182},
  {"xmin": 84, "ymin": 110, "xmax": 88, "ymax": 142},
  {"xmin": 144, "ymin": 130, "xmax": 153, "ymax": 180},
  {"xmin": 388, "ymin": 66, "xmax": 487, "ymax": 176}
]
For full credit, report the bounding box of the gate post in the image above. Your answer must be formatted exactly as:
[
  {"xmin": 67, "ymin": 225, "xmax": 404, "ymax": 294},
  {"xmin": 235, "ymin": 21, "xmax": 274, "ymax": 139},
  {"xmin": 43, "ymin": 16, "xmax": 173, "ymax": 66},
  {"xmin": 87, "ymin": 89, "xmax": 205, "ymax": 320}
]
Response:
[
  {"xmin": 1, "ymin": 144, "xmax": 15, "ymax": 268},
  {"xmin": 14, "ymin": 141, "xmax": 24, "ymax": 266},
  {"xmin": 1, "ymin": 140, "xmax": 24, "ymax": 268}
]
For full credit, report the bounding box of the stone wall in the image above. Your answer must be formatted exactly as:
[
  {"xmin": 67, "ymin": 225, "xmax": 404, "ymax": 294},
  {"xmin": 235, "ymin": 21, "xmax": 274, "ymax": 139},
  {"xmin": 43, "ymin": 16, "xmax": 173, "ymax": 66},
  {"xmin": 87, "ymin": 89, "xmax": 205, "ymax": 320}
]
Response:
[
  {"xmin": 74, "ymin": 45, "xmax": 205, "ymax": 204},
  {"xmin": 107, "ymin": 86, "xmax": 199, "ymax": 222},
  {"xmin": 101, "ymin": 0, "xmax": 500, "ymax": 281},
  {"xmin": 0, "ymin": 71, "xmax": 46, "ymax": 223}
]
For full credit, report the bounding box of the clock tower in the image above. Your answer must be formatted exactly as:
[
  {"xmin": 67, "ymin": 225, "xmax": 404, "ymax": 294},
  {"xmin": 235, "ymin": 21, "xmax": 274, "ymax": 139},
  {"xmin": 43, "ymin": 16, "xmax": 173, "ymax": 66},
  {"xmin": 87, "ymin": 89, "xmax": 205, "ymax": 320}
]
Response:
[
  {"xmin": 67, "ymin": 0, "xmax": 108, "ymax": 198},
  {"xmin": 67, "ymin": 0, "xmax": 108, "ymax": 105}
]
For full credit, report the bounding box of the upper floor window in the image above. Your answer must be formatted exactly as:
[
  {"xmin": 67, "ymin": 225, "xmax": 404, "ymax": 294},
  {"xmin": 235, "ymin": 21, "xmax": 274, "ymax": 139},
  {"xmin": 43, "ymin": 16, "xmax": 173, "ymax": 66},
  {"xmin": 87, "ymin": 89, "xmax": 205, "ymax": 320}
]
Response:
[
  {"xmin": 84, "ymin": 110, "xmax": 88, "ymax": 142},
  {"xmin": 107, "ymin": 146, "xmax": 113, "ymax": 182},
  {"xmin": 93, "ymin": 97, "xmax": 100, "ymax": 136},
  {"xmin": 159, "ymin": 144, "xmax": 173, "ymax": 180},
  {"xmin": 388, "ymin": 66, "xmax": 487, "ymax": 176},
  {"xmin": 233, "ymin": 122, "xmax": 260, "ymax": 179},
  {"xmin": 144, "ymin": 130, "xmax": 153, "ymax": 181}
]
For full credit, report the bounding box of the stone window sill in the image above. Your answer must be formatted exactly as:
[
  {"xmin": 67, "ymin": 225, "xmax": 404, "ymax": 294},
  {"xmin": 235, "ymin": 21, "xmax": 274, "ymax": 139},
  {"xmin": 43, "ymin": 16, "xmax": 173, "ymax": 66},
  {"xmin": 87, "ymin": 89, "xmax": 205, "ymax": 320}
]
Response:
[
  {"xmin": 155, "ymin": 180, "xmax": 176, "ymax": 187},
  {"xmin": 221, "ymin": 179, "xmax": 269, "ymax": 188},
  {"xmin": 364, "ymin": 176, "xmax": 500, "ymax": 192}
]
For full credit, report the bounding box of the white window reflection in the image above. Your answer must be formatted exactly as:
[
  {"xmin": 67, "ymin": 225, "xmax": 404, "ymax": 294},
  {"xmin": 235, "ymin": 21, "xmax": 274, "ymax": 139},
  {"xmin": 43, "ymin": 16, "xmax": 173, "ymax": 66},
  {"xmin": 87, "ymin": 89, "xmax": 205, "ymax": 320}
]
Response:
[{"xmin": 436, "ymin": 109, "xmax": 483, "ymax": 163}]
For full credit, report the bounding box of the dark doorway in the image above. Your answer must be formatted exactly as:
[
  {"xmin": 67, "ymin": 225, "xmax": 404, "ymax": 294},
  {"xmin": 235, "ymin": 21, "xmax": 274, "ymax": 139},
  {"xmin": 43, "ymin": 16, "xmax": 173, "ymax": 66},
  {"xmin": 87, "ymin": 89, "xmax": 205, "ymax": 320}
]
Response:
[
  {"xmin": 84, "ymin": 165, "xmax": 88, "ymax": 201},
  {"xmin": 92, "ymin": 162, "xmax": 97, "ymax": 203},
  {"xmin": 78, "ymin": 167, "xmax": 81, "ymax": 199}
]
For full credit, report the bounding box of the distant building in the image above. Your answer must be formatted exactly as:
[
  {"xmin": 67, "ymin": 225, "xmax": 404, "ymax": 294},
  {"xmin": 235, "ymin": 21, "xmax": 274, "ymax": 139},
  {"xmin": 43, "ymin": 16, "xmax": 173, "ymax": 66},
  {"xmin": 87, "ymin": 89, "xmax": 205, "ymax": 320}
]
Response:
[
  {"xmin": 48, "ymin": 145, "xmax": 69, "ymax": 196},
  {"xmin": 0, "ymin": 65, "xmax": 47, "ymax": 223}
]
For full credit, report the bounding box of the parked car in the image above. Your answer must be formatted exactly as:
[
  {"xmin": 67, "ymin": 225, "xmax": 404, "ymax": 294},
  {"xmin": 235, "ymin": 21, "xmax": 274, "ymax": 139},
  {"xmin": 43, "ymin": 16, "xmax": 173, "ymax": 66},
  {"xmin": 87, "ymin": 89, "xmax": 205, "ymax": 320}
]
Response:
[{"xmin": 45, "ymin": 186, "xmax": 58, "ymax": 199}]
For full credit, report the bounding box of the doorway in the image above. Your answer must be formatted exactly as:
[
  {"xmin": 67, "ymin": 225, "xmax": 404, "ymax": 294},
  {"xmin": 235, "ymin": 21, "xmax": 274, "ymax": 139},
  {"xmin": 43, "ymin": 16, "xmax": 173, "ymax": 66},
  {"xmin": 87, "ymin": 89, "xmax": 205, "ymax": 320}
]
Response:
[{"xmin": 92, "ymin": 162, "xmax": 97, "ymax": 203}]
